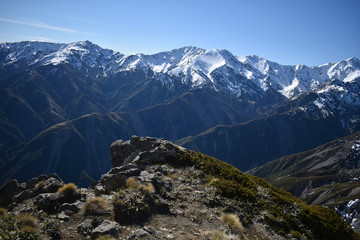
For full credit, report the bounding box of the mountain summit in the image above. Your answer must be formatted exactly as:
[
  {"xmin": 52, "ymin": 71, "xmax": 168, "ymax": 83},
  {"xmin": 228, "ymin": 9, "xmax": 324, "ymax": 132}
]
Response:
[
  {"xmin": 1, "ymin": 41, "xmax": 359, "ymax": 99},
  {"xmin": 0, "ymin": 41, "xmax": 359, "ymax": 185}
]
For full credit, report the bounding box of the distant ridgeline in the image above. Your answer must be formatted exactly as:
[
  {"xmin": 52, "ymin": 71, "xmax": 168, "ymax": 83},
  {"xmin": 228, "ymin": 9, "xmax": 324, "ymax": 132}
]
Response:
[{"xmin": 0, "ymin": 41, "xmax": 359, "ymax": 185}]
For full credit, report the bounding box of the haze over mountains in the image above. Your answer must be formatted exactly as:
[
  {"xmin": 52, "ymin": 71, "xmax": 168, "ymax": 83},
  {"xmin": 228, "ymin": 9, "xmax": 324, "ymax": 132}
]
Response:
[{"xmin": 1, "ymin": 41, "xmax": 359, "ymax": 185}]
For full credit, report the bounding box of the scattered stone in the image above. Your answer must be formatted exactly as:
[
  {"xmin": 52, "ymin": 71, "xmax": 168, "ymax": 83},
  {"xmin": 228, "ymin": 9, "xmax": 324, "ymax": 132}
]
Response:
[
  {"xmin": 130, "ymin": 229, "xmax": 150, "ymax": 239},
  {"xmin": 166, "ymin": 233, "xmax": 175, "ymax": 239},
  {"xmin": 94, "ymin": 184, "xmax": 106, "ymax": 196},
  {"xmin": 36, "ymin": 193, "xmax": 59, "ymax": 213},
  {"xmin": 139, "ymin": 170, "xmax": 155, "ymax": 182},
  {"xmin": 58, "ymin": 211, "xmax": 69, "ymax": 221},
  {"xmin": 43, "ymin": 177, "xmax": 64, "ymax": 193},
  {"xmin": 91, "ymin": 220, "xmax": 119, "ymax": 238},
  {"xmin": 143, "ymin": 226, "xmax": 157, "ymax": 234},
  {"xmin": 77, "ymin": 219, "xmax": 95, "ymax": 235},
  {"xmin": 59, "ymin": 201, "xmax": 83, "ymax": 215},
  {"xmin": 14, "ymin": 189, "xmax": 38, "ymax": 203}
]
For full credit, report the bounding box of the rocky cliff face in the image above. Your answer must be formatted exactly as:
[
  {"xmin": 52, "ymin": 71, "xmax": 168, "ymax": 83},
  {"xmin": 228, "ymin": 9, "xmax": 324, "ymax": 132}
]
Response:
[{"xmin": 0, "ymin": 137, "xmax": 358, "ymax": 239}]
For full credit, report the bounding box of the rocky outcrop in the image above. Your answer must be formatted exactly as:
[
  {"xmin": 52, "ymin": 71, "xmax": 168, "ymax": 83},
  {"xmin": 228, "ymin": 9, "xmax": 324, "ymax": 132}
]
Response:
[
  {"xmin": 97, "ymin": 136, "xmax": 187, "ymax": 193},
  {"xmin": 110, "ymin": 136, "xmax": 187, "ymax": 167},
  {"xmin": 0, "ymin": 173, "xmax": 63, "ymax": 208}
]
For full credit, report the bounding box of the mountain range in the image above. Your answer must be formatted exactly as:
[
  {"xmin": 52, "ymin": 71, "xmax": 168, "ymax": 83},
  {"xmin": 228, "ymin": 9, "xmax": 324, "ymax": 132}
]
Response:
[{"xmin": 0, "ymin": 40, "xmax": 359, "ymax": 185}]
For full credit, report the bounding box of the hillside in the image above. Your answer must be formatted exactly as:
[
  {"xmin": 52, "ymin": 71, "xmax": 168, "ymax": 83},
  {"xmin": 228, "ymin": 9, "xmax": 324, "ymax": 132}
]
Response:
[
  {"xmin": 248, "ymin": 131, "xmax": 360, "ymax": 206},
  {"xmin": 1, "ymin": 41, "xmax": 359, "ymax": 185},
  {"xmin": 0, "ymin": 136, "xmax": 358, "ymax": 239}
]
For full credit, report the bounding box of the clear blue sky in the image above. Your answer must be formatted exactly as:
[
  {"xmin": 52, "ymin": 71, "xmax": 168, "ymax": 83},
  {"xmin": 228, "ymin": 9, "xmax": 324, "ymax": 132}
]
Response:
[{"xmin": 0, "ymin": 0, "xmax": 359, "ymax": 66}]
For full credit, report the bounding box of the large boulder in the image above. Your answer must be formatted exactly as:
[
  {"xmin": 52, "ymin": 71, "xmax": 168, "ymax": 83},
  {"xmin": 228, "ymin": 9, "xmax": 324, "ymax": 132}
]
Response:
[
  {"xmin": 110, "ymin": 136, "xmax": 187, "ymax": 167},
  {"xmin": 36, "ymin": 190, "xmax": 82, "ymax": 213},
  {"xmin": 91, "ymin": 220, "xmax": 119, "ymax": 238},
  {"xmin": 0, "ymin": 180, "xmax": 24, "ymax": 207}
]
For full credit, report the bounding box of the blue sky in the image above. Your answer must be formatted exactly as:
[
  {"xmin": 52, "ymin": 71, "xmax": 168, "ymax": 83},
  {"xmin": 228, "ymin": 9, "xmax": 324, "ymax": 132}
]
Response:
[{"xmin": 0, "ymin": 0, "xmax": 359, "ymax": 66}]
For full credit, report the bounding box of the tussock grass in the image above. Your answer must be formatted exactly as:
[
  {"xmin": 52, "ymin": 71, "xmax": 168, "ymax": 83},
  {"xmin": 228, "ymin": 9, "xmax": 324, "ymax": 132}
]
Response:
[
  {"xmin": 35, "ymin": 180, "xmax": 46, "ymax": 190},
  {"xmin": 139, "ymin": 182, "xmax": 155, "ymax": 194},
  {"xmin": 204, "ymin": 230, "xmax": 229, "ymax": 240},
  {"xmin": 220, "ymin": 213, "xmax": 244, "ymax": 234},
  {"xmin": 83, "ymin": 197, "xmax": 110, "ymax": 216},
  {"xmin": 126, "ymin": 177, "xmax": 139, "ymax": 190},
  {"xmin": 126, "ymin": 177, "xmax": 155, "ymax": 194},
  {"xmin": 57, "ymin": 183, "xmax": 77, "ymax": 195},
  {"xmin": 16, "ymin": 214, "xmax": 39, "ymax": 235},
  {"xmin": 16, "ymin": 214, "xmax": 38, "ymax": 228}
]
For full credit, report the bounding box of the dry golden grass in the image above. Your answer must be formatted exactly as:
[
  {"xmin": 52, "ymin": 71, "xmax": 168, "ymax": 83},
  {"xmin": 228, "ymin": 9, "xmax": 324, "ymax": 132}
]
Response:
[
  {"xmin": 83, "ymin": 197, "xmax": 110, "ymax": 215},
  {"xmin": 126, "ymin": 177, "xmax": 139, "ymax": 190},
  {"xmin": 16, "ymin": 214, "xmax": 38, "ymax": 228},
  {"xmin": 57, "ymin": 183, "xmax": 77, "ymax": 195},
  {"xmin": 35, "ymin": 180, "xmax": 46, "ymax": 190},
  {"xmin": 139, "ymin": 182, "xmax": 155, "ymax": 194},
  {"xmin": 220, "ymin": 213, "xmax": 244, "ymax": 234},
  {"xmin": 21, "ymin": 225, "xmax": 38, "ymax": 235}
]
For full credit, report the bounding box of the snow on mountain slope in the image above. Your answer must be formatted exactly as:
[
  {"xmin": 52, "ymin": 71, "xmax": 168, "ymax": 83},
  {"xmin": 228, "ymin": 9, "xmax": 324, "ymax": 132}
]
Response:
[{"xmin": 1, "ymin": 41, "xmax": 359, "ymax": 99}]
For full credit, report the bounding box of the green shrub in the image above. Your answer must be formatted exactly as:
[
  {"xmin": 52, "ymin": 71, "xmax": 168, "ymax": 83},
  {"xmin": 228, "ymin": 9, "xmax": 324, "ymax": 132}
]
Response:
[
  {"xmin": 43, "ymin": 221, "xmax": 61, "ymax": 239},
  {"xmin": 176, "ymin": 151, "xmax": 360, "ymax": 239},
  {"xmin": 113, "ymin": 191, "xmax": 152, "ymax": 223},
  {"xmin": 83, "ymin": 197, "xmax": 110, "ymax": 216},
  {"xmin": 57, "ymin": 183, "xmax": 77, "ymax": 196}
]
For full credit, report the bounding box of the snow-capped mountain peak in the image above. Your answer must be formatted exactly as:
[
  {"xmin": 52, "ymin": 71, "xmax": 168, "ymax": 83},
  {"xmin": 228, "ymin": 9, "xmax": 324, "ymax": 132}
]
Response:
[{"xmin": 1, "ymin": 41, "xmax": 359, "ymax": 99}]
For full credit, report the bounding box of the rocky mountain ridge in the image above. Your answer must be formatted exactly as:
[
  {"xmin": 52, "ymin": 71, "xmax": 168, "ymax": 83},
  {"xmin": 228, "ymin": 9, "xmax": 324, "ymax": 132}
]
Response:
[
  {"xmin": 1, "ymin": 41, "xmax": 359, "ymax": 99},
  {"xmin": 0, "ymin": 136, "xmax": 358, "ymax": 239},
  {"xmin": 1, "ymin": 41, "xmax": 359, "ymax": 186}
]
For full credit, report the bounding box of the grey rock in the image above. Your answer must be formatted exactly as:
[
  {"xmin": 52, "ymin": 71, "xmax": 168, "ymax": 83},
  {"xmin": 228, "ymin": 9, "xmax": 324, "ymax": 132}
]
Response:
[
  {"xmin": 94, "ymin": 184, "xmax": 106, "ymax": 196},
  {"xmin": 143, "ymin": 226, "xmax": 157, "ymax": 234},
  {"xmin": 25, "ymin": 173, "xmax": 63, "ymax": 190},
  {"xmin": 59, "ymin": 201, "xmax": 83, "ymax": 215},
  {"xmin": 25, "ymin": 174, "xmax": 49, "ymax": 189},
  {"xmin": 130, "ymin": 229, "xmax": 150, "ymax": 239},
  {"xmin": 77, "ymin": 219, "xmax": 94, "ymax": 235},
  {"xmin": 36, "ymin": 190, "xmax": 81, "ymax": 213},
  {"xmin": 43, "ymin": 177, "xmax": 64, "ymax": 193},
  {"xmin": 100, "ymin": 172, "xmax": 127, "ymax": 194},
  {"xmin": 91, "ymin": 220, "xmax": 119, "ymax": 238},
  {"xmin": 0, "ymin": 179, "xmax": 25, "ymax": 207},
  {"xmin": 58, "ymin": 211, "xmax": 69, "ymax": 221},
  {"xmin": 14, "ymin": 189, "xmax": 38, "ymax": 203},
  {"xmin": 100, "ymin": 167, "xmax": 141, "ymax": 193},
  {"xmin": 110, "ymin": 136, "xmax": 187, "ymax": 168},
  {"xmin": 155, "ymin": 165, "xmax": 172, "ymax": 174},
  {"xmin": 36, "ymin": 193, "xmax": 59, "ymax": 212},
  {"xmin": 139, "ymin": 170, "xmax": 155, "ymax": 182}
]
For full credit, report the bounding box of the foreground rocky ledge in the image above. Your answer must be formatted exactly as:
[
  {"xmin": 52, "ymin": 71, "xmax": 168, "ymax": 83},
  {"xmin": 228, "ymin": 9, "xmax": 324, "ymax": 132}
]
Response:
[{"xmin": 0, "ymin": 136, "xmax": 358, "ymax": 239}]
